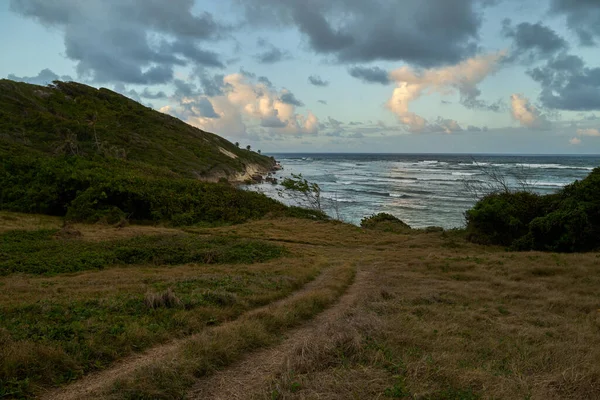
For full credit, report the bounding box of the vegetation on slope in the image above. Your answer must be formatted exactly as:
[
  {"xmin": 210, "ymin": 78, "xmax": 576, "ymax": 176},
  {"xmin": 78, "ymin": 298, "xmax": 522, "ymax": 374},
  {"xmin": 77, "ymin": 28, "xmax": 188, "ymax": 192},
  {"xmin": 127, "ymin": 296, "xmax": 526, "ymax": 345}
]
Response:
[
  {"xmin": 0, "ymin": 79, "xmax": 272, "ymax": 179},
  {"xmin": 1, "ymin": 154, "xmax": 290, "ymax": 225},
  {"xmin": 0, "ymin": 79, "xmax": 328, "ymax": 226},
  {"xmin": 361, "ymin": 212, "xmax": 412, "ymax": 233},
  {"xmin": 466, "ymin": 167, "xmax": 600, "ymax": 252}
]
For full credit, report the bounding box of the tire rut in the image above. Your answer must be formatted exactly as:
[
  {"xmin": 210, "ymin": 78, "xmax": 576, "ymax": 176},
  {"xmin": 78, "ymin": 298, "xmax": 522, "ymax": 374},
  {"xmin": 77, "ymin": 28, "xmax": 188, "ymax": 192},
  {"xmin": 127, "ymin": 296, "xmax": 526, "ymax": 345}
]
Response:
[
  {"xmin": 187, "ymin": 267, "xmax": 372, "ymax": 400},
  {"xmin": 41, "ymin": 265, "xmax": 346, "ymax": 400}
]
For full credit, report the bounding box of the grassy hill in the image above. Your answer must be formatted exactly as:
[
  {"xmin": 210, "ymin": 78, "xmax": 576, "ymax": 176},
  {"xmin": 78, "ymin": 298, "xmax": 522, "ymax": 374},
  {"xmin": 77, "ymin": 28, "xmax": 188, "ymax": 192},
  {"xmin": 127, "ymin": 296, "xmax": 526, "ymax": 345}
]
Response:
[
  {"xmin": 0, "ymin": 79, "xmax": 272, "ymax": 180},
  {"xmin": 0, "ymin": 79, "xmax": 324, "ymax": 226}
]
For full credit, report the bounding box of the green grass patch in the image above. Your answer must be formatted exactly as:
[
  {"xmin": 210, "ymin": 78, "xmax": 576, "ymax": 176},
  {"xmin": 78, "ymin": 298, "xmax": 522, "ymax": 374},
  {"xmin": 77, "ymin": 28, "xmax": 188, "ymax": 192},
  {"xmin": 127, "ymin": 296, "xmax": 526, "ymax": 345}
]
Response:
[
  {"xmin": 0, "ymin": 261, "xmax": 317, "ymax": 398},
  {"xmin": 0, "ymin": 229, "xmax": 286, "ymax": 276}
]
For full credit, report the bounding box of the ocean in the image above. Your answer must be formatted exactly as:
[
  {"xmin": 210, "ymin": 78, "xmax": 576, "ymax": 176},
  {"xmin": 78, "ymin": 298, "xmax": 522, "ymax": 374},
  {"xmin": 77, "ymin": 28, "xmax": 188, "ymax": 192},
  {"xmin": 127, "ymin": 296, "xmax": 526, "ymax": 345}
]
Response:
[{"xmin": 248, "ymin": 154, "xmax": 600, "ymax": 229}]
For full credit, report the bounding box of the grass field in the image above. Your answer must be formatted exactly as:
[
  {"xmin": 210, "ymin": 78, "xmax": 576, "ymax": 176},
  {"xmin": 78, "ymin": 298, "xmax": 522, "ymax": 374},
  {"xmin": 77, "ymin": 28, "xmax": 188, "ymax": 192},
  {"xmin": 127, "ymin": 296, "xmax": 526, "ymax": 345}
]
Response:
[{"xmin": 1, "ymin": 213, "xmax": 599, "ymax": 399}]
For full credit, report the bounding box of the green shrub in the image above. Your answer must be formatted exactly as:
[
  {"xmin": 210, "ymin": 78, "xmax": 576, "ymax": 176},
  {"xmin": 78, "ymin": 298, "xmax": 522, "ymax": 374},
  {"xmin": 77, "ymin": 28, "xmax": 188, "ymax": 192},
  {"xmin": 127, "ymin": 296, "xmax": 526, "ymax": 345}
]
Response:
[
  {"xmin": 361, "ymin": 213, "xmax": 412, "ymax": 233},
  {"xmin": 465, "ymin": 192, "xmax": 548, "ymax": 246},
  {"xmin": 465, "ymin": 167, "xmax": 600, "ymax": 252},
  {"xmin": 0, "ymin": 155, "xmax": 287, "ymax": 226}
]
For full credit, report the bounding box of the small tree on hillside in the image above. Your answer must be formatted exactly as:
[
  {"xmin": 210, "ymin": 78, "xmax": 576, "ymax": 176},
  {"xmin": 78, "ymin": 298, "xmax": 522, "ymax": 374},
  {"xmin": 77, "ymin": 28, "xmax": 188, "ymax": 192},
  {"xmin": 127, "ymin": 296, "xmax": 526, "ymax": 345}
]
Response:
[
  {"xmin": 235, "ymin": 141, "xmax": 240, "ymax": 148},
  {"xmin": 257, "ymin": 149, "xmax": 261, "ymax": 154},
  {"xmin": 246, "ymin": 145, "xmax": 251, "ymax": 151},
  {"xmin": 278, "ymin": 173, "xmax": 322, "ymax": 211}
]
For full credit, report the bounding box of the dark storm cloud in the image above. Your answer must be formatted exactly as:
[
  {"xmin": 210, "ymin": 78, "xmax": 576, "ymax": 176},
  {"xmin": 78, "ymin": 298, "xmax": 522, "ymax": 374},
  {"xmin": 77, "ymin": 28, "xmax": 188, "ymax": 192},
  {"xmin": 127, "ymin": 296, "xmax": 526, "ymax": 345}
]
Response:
[
  {"xmin": 194, "ymin": 68, "xmax": 227, "ymax": 97},
  {"xmin": 173, "ymin": 79, "xmax": 197, "ymax": 97},
  {"xmin": 9, "ymin": 0, "xmax": 226, "ymax": 84},
  {"xmin": 502, "ymin": 20, "xmax": 569, "ymax": 63},
  {"xmin": 528, "ymin": 54, "xmax": 600, "ymax": 111},
  {"xmin": 167, "ymin": 40, "xmax": 224, "ymax": 68},
  {"xmin": 7, "ymin": 68, "xmax": 72, "ymax": 84},
  {"xmin": 348, "ymin": 66, "xmax": 390, "ymax": 84},
  {"xmin": 550, "ymin": 0, "xmax": 600, "ymax": 46},
  {"xmin": 280, "ymin": 91, "xmax": 304, "ymax": 106},
  {"xmin": 308, "ymin": 75, "xmax": 329, "ymax": 87},
  {"xmin": 237, "ymin": 0, "xmax": 484, "ymax": 67}
]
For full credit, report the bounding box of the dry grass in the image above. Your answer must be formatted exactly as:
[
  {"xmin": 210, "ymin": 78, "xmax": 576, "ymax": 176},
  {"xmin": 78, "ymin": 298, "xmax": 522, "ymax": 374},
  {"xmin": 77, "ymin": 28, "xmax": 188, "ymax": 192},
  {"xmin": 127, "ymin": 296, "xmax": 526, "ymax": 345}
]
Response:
[
  {"xmin": 0, "ymin": 211, "xmax": 62, "ymax": 232},
  {"xmin": 144, "ymin": 288, "xmax": 183, "ymax": 309},
  {"xmin": 2, "ymin": 214, "xmax": 600, "ymax": 399},
  {"xmin": 104, "ymin": 262, "xmax": 355, "ymax": 399}
]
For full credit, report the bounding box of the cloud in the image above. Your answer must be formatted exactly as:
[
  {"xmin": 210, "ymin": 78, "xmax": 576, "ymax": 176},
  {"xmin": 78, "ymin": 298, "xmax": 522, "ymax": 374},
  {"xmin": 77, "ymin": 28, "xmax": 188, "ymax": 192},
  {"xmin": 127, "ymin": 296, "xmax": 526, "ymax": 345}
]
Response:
[
  {"xmin": 280, "ymin": 90, "xmax": 304, "ymax": 106},
  {"xmin": 10, "ymin": 0, "xmax": 226, "ymax": 84},
  {"xmin": 255, "ymin": 46, "xmax": 290, "ymax": 64},
  {"xmin": 510, "ymin": 94, "xmax": 550, "ymax": 129},
  {"xmin": 577, "ymin": 128, "xmax": 600, "ymax": 137},
  {"xmin": 8, "ymin": 68, "xmax": 72, "ymax": 84},
  {"xmin": 528, "ymin": 54, "xmax": 600, "ymax": 111},
  {"xmin": 140, "ymin": 88, "xmax": 167, "ymax": 99},
  {"xmin": 238, "ymin": 0, "xmax": 485, "ymax": 67},
  {"xmin": 165, "ymin": 73, "xmax": 319, "ymax": 137},
  {"xmin": 327, "ymin": 117, "xmax": 343, "ymax": 128},
  {"xmin": 431, "ymin": 118, "xmax": 463, "ymax": 134},
  {"xmin": 317, "ymin": 100, "xmax": 328, "ymax": 105},
  {"xmin": 462, "ymin": 97, "xmax": 506, "ymax": 112},
  {"xmin": 308, "ymin": 75, "xmax": 329, "ymax": 87},
  {"xmin": 239, "ymin": 67, "xmax": 256, "ymax": 79},
  {"xmin": 386, "ymin": 52, "xmax": 505, "ymax": 132},
  {"xmin": 168, "ymin": 39, "xmax": 224, "ymax": 68},
  {"xmin": 570, "ymin": 137, "xmax": 582, "ymax": 145},
  {"xmin": 550, "ymin": 0, "xmax": 600, "ymax": 46},
  {"xmin": 194, "ymin": 68, "xmax": 227, "ymax": 97},
  {"xmin": 502, "ymin": 20, "xmax": 568, "ymax": 63},
  {"xmin": 257, "ymin": 76, "xmax": 273, "ymax": 87},
  {"xmin": 348, "ymin": 66, "xmax": 390, "ymax": 85}
]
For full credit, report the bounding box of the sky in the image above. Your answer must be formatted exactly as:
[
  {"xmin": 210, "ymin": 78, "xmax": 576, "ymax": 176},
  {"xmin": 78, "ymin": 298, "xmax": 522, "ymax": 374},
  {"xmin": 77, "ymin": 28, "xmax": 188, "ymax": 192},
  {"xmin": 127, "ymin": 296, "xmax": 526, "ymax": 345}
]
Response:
[{"xmin": 2, "ymin": 0, "xmax": 600, "ymax": 154}]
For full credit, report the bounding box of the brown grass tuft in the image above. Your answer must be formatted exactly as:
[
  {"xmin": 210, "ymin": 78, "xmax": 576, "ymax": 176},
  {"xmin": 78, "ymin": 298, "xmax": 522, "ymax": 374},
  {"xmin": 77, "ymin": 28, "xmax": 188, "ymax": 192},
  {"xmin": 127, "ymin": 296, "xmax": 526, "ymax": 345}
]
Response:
[
  {"xmin": 144, "ymin": 288, "xmax": 182, "ymax": 309},
  {"xmin": 53, "ymin": 224, "xmax": 83, "ymax": 240}
]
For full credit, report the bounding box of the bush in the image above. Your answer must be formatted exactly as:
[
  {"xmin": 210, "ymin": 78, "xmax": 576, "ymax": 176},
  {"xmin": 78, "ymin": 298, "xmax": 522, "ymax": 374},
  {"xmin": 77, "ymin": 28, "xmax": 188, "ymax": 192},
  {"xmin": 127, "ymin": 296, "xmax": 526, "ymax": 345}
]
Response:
[
  {"xmin": 465, "ymin": 192, "xmax": 549, "ymax": 246},
  {"xmin": 360, "ymin": 213, "xmax": 412, "ymax": 233},
  {"xmin": 465, "ymin": 167, "xmax": 600, "ymax": 252},
  {"xmin": 0, "ymin": 155, "xmax": 287, "ymax": 226}
]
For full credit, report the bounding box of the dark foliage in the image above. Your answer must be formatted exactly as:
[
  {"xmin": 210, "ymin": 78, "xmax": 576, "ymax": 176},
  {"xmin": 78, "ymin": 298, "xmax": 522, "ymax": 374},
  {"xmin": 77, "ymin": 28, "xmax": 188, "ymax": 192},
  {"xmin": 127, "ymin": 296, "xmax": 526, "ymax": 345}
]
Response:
[
  {"xmin": 465, "ymin": 168, "xmax": 600, "ymax": 252},
  {"xmin": 361, "ymin": 213, "xmax": 412, "ymax": 233},
  {"xmin": 0, "ymin": 154, "xmax": 287, "ymax": 226},
  {"xmin": 0, "ymin": 79, "xmax": 273, "ymax": 178}
]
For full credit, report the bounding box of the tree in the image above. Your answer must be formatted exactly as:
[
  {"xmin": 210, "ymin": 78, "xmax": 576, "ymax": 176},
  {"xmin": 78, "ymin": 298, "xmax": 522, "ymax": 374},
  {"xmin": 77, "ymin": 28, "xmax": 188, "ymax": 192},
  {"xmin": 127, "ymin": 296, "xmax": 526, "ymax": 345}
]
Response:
[
  {"xmin": 257, "ymin": 149, "xmax": 261, "ymax": 154},
  {"xmin": 246, "ymin": 145, "xmax": 251, "ymax": 151},
  {"xmin": 278, "ymin": 173, "xmax": 322, "ymax": 211},
  {"xmin": 235, "ymin": 141, "xmax": 239, "ymax": 148}
]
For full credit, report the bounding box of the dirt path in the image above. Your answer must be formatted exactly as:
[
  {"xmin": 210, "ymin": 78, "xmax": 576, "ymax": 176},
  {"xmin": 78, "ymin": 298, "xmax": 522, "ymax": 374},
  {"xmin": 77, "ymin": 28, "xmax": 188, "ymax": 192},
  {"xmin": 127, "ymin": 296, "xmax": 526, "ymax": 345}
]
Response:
[
  {"xmin": 187, "ymin": 267, "xmax": 374, "ymax": 399},
  {"xmin": 41, "ymin": 265, "xmax": 346, "ymax": 400}
]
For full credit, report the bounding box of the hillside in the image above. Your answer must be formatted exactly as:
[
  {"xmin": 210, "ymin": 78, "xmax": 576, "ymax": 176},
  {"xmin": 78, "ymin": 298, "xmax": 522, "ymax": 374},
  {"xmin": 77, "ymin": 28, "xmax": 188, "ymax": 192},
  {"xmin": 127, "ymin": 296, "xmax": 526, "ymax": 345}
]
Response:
[{"xmin": 0, "ymin": 79, "xmax": 273, "ymax": 181}]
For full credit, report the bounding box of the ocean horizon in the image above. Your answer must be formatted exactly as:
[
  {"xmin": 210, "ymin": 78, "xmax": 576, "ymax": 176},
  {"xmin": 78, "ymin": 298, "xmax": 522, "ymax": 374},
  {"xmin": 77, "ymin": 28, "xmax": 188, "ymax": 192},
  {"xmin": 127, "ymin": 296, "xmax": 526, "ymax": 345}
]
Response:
[{"xmin": 249, "ymin": 153, "xmax": 600, "ymax": 229}]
